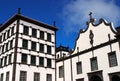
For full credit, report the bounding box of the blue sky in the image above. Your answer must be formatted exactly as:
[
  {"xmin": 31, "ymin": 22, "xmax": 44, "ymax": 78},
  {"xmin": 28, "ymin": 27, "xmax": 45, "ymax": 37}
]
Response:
[{"xmin": 0, "ymin": 0, "xmax": 120, "ymax": 49}]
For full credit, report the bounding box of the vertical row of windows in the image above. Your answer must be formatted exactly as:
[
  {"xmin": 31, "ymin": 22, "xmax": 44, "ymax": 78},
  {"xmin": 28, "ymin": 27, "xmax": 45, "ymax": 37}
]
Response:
[
  {"xmin": 22, "ymin": 39, "xmax": 52, "ymax": 54},
  {"xmin": 19, "ymin": 71, "xmax": 52, "ymax": 81},
  {"xmin": 0, "ymin": 72, "xmax": 9, "ymax": 81},
  {"xmin": 0, "ymin": 54, "xmax": 12, "ymax": 68},
  {"xmin": 21, "ymin": 53, "xmax": 52, "ymax": 68},
  {"xmin": 0, "ymin": 26, "xmax": 14, "ymax": 43},
  {"xmin": 0, "ymin": 40, "xmax": 13, "ymax": 53},
  {"xmin": 23, "ymin": 26, "xmax": 52, "ymax": 42}
]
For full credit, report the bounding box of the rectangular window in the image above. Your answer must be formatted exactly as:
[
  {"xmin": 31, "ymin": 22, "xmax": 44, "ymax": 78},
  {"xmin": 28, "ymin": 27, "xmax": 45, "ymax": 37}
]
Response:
[
  {"xmin": 39, "ymin": 43, "xmax": 44, "ymax": 53},
  {"xmin": 76, "ymin": 62, "xmax": 82, "ymax": 74},
  {"xmin": 0, "ymin": 58, "xmax": 3, "ymax": 67},
  {"xmin": 19, "ymin": 71, "xmax": 27, "ymax": 81},
  {"xmin": 39, "ymin": 57, "xmax": 44, "ymax": 66},
  {"xmin": 0, "ymin": 35, "xmax": 2, "ymax": 43},
  {"xmin": 7, "ymin": 30, "xmax": 10, "ymax": 38},
  {"xmin": 40, "ymin": 31, "xmax": 44, "ymax": 40},
  {"xmin": 21, "ymin": 54, "xmax": 27, "ymax": 64},
  {"xmin": 32, "ymin": 28, "xmax": 37, "ymax": 38},
  {"xmin": 31, "ymin": 55, "xmax": 36, "ymax": 65},
  {"xmin": 76, "ymin": 78, "xmax": 84, "ymax": 81},
  {"xmin": 8, "ymin": 54, "xmax": 12, "ymax": 64},
  {"xmin": 23, "ymin": 26, "xmax": 29, "ymax": 35},
  {"xmin": 6, "ymin": 43, "xmax": 8, "ymax": 51},
  {"xmin": 22, "ymin": 39, "xmax": 28, "ymax": 49},
  {"xmin": 108, "ymin": 51, "xmax": 118, "ymax": 67},
  {"xmin": 2, "ymin": 45, "xmax": 4, "ymax": 52},
  {"xmin": 3, "ymin": 33, "xmax": 6, "ymax": 41},
  {"xmin": 4, "ymin": 56, "xmax": 7, "ymax": 66},
  {"xmin": 10, "ymin": 40, "xmax": 13, "ymax": 49},
  {"xmin": 11, "ymin": 27, "xmax": 14, "ymax": 35},
  {"xmin": 47, "ymin": 33, "xmax": 51, "ymax": 42},
  {"xmin": 47, "ymin": 59, "xmax": 51, "ymax": 68},
  {"xmin": 47, "ymin": 74, "xmax": 52, "ymax": 81},
  {"xmin": 0, "ymin": 73, "xmax": 4, "ymax": 81},
  {"xmin": 47, "ymin": 45, "xmax": 51, "ymax": 54},
  {"xmin": 59, "ymin": 66, "xmax": 64, "ymax": 78},
  {"xmin": 6, "ymin": 72, "xmax": 9, "ymax": 81},
  {"xmin": 90, "ymin": 57, "xmax": 98, "ymax": 71},
  {"xmin": 31, "ymin": 41, "xmax": 36, "ymax": 51},
  {"xmin": 34, "ymin": 73, "xmax": 40, "ymax": 81}
]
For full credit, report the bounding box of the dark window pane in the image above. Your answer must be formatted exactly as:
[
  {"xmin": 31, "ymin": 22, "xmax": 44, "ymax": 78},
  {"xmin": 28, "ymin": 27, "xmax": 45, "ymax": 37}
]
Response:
[
  {"xmin": 4, "ymin": 56, "xmax": 7, "ymax": 66},
  {"xmin": 39, "ymin": 57, "xmax": 44, "ymax": 66},
  {"xmin": 0, "ymin": 35, "xmax": 2, "ymax": 43},
  {"xmin": 3, "ymin": 33, "xmax": 6, "ymax": 41},
  {"xmin": 76, "ymin": 62, "xmax": 82, "ymax": 74},
  {"xmin": 0, "ymin": 73, "xmax": 4, "ymax": 81},
  {"xmin": 2, "ymin": 45, "xmax": 4, "ymax": 52},
  {"xmin": 59, "ymin": 66, "xmax": 64, "ymax": 78},
  {"xmin": 47, "ymin": 59, "xmax": 51, "ymax": 68},
  {"xmin": 10, "ymin": 40, "xmax": 13, "ymax": 49},
  {"xmin": 6, "ymin": 72, "xmax": 9, "ymax": 81},
  {"xmin": 21, "ymin": 54, "xmax": 27, "ymax": 64},
  {"xmin": 7, "ymin": 30, "xmax": 10, "ymax": 38},
  {"xmin": 47, "ymin": 74, "xmax": 52, "ymax": 81},
  {"xmin": 6, "ymin": 43, "xmax": 8, "ymax": 51},
  {"xmin": 39, "ymin": 44, "xmax": 44, "ymax": 53},
  {"xmin": 31, "ymin": 55, "xmax": 36, "ymax": 65},
  {"xmin": 47, "ymin": 33, "xmax": 51, "ymax": 42},
  {"xmin": 11, "ymin": 27, "xmax": 14, "ymax": 35},
  {"xmin": 91, "ymin": 57, "xmax": 98, "ymax": 71},
  {"xmin": 32, "ymin": 28, "xmax": 37, "ymax": 38},
  {"xmin": 8, "ymin": 54, "xmax": 12, "ymax": 64},
  {"xmin": 31, "ymin": 41, "xmax": 36, "ymax": 51},
  {"xmin": 34, "ymin": 73, "xmax": 40, "ymax": 81},
  {"xmin": 0, "ymin": 58, "xmax": 3, "ymax": 67},
  {"xmin": 19, "ymin": 71, "xmax": 27, "ymax": 81},
  {"xmin": 108, "ymin": 51, "xmax": 118, "ymax": 67},
  {"xmin": 40, "ymin": 31, "xmax": 44, "ymax": 40},
  {"xmin": 22, "ymin": 39, "xmax": 28, "ymax": 49},
  {"xmin": 23, "ymin": 26, "xmax": 29, "ymax": 35},
  {"xmin": 47, "ymin": 45, "xmax": 51, "ymax": 54}
]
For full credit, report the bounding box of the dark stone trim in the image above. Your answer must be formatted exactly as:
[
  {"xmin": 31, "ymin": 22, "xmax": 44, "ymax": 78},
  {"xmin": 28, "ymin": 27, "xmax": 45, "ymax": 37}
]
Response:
[
  {"xmin": 56, "ymin": 38, "xmax": 119, "ymax": 62},
  {"xmin": 12, "ymin": 19, "xmax": 20, "ymax": 81}
]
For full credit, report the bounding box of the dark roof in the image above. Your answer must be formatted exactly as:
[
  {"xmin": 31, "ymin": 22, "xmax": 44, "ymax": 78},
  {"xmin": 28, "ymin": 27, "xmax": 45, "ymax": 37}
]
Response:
[
  {"xmin": 56, "ymin": 45, "xmax": 70, "ymax": 52},
  {"xmin": 0, "ymin": 14, "xmax": 58, "ymax": 32}
]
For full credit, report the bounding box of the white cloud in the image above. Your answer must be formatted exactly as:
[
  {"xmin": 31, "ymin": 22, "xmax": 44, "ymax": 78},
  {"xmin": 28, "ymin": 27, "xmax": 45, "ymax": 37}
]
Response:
[{"xmin": 62, "ymin": 0, "xmax": 120, "ymax": 35}]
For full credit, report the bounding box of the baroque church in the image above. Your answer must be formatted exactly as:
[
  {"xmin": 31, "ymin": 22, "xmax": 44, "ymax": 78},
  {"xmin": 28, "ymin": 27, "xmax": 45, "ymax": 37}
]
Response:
[{"xmin": 0, "ymin": 10, "xmax": 120, "ymax": 81}]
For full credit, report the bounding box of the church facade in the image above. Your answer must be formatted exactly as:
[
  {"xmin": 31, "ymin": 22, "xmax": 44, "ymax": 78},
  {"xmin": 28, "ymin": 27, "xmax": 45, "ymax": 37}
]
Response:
[{"xmin": 56, "ymin": 14, "xmax": 120, "ymax": 81}]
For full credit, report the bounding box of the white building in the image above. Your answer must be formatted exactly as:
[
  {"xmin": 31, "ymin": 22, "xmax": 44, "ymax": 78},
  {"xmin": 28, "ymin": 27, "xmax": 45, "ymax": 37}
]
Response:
[
  {"xmin": 56, "ymin": 13, "xmax": 120, "ymax": 81},
  {"xmin": 0, "ymin": 12, "xmax": 58, "ymax": 81}
]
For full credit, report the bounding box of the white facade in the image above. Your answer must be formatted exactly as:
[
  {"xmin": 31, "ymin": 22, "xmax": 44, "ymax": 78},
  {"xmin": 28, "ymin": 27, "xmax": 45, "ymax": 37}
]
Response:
[
  {"xmin": 56, "ymin": 18, "xmax": 120, "ymax": 81},
  {"xmin": 0, "ymin": 14, "xmax": 58, "ymax": 81}
]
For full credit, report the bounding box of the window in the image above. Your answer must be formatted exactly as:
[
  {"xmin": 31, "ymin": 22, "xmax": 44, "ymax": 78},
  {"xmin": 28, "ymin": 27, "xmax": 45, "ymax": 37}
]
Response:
[
  {"xmin": 11, "ymin": 27, "xmax": 14, "ymax": 35},
  {"xmin": 39, "ymin": 43, "xmax": 44, "ymax": 53},
  {"xmin": 39, "ymin": 57, "xmax": 44, "ymax": 66},
  {"xmin": 23, "ymin": 26, "xmax": 29, "ymax": 35},
  {"xmin": 22, "ymin": 39, "xmax": 28, "ymax": 49},
  {"xmin": 2, "ymin": 45, "xmax": 4, "ymax": 52},
  {"xmin": 34, "ymin": 73, "xmax": 40, "ymax": 81},
  {"xmin": 32, "ymin": 28, "xmax": 37, "ymax": 38},
  {"xmin": 47, "ymin": 33, "xmax": 51, "ymax": 42},
  {"xmin": 76, "ymin": 62, "xmax": 82, "ymax": 74},
  {"xmin": 31, "ymin": 41, "xmax": 36, "ymax": 51},
  {"xmin": 47, "ymin": 45, "xmax": 51, "ymax": 54},
  {"xmin": 6, "ymin": 43, "xmax": 8, "ymax": 51},
  {"xmin": 47, "ymin": 59, "xmax": 51, "ymax": 68},
  {"xmin": 10, "ymin": 40, "xmax": 13, "ymax": 49},
  {"xmin": 90, "ymin": 57, "xmax": 98, "ymax": 71},
  {"xmin": 59, "ymin": 66, "xmax": 64, "ymax": 78},
  {"xmin": 0, "ymin": 73, "xmax": 4, "ymax": 81},
  {"xmin": 8, "ymin": 54, "xmax": 12, "ymax": 64},
  {"xmin": 31, "ymin": 55, "xmax": 36, "ymax": 65},
  {"xmin": 108, "ymin": 51, "xmax": 118, "ymax": 67},
  {"xmin": 40, "ymin": 31, "xmax": 44, "ymax": 40},
  {"xmin": 6, "ymin": 72, "xmax": 9, "ymax": 81},
  {"xmin": 76, "ymin": 78, "xmax": 84, "ymax": 81},
  {"xmin": 19, "ymin": 71, "xmax": 27, "ymax": 81},
  {"xmin": 21, "ymin": 54, "xmax": 27, "ymax": 64},
  {"xmin": 0, "ymin": 58, "xmax": 3, "ymax": 67},
  {"xmin": 3, "ymin": 33, "xmax": 6, "ymax": 41},
  {"xmin": 0, "ymin": 35, "xmax": 2, "ymax": 43},
  {"xmin": 47, "ymin": 74, "xmax": 52, "ymax": 81},
  {"xmin": 4, "ymin": 56, "xmax": 7, "ymax": 66},
  {"xmin": 7, "ymin": 30, "xmax": 10, "ymax": 38}
]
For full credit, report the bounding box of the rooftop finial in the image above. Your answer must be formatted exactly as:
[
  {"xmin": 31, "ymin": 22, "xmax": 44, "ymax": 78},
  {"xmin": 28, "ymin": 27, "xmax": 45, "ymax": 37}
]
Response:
[
  {"xmin": 89, "ymin": 12, "xmax": 92, "ymax": 20},
  {"xmin": 53, "ymin": 21, "xmax": 56, "ymax": 27},
  {"xmin": 18, "ymin": 8, "xmax": 21, "ymax": 14}
]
